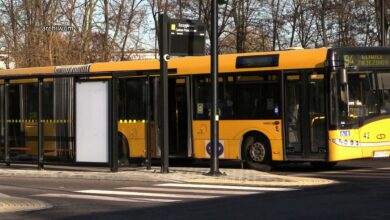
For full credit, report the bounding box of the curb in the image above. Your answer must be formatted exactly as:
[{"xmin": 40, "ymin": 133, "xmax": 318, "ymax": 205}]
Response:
[
  {"xmin": 0, "ymin": 195, "xmax": 52, "ymax": 213},
  {"xmin": 0, "ymin": 167, "xmax": 336, "ymax": 187}
]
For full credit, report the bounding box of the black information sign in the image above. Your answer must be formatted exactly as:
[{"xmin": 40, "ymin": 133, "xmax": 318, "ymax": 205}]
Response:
[
  {"xmin": 168, "ymin": 19, "xmax": 206, "ymax": 56},
  {"xmin": 343, "ymin": 54, "xmax": 390, "ymax": 68}
]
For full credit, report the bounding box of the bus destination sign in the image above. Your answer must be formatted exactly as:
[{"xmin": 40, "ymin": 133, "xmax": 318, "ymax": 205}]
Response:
[
  {"xmin": 169, "ymin": 19, "xmax": 206, "ymax": 56},
  {"xmin": 344, "ymin": 54, "xmax": 390, "ymax": 68}
]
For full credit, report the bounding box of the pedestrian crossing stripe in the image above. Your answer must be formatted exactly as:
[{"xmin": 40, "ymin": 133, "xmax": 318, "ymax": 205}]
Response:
[
  {"xmin": 117, "ymin": 187, "xmax": 260, "ymax": 195},
  {"xmin": 76, "ymin": 190, "xmax": 220, "ymax": 199},
  {"xmin": 35, "ymin": 193, "xmax": 180, "ymax": 203},
  {"xmin": 156, "ymin": 183, "xmax": 296, "ymax": 191},
  {"xmin": 35, "ymin": 193, "xmax": 146, "ymax": 203},
  {"xmin": 33, "ymin": 183, "xmax": 296, "ymax": 204}
]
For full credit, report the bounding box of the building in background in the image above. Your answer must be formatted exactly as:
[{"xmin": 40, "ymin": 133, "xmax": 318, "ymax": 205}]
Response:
[{"xmin": 0, "ymin": 47, "xmax": 15, "ymax": 69}]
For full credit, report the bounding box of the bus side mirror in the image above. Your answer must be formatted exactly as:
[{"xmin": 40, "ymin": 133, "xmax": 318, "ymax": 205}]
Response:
[{"xmin": 339, "ymin": 68, "xmax": 348, "ymax": 84}]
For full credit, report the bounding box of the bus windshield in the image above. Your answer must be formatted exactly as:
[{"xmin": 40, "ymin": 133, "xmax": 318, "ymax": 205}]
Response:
[{"xmin": 332, "ymin": 71, "xmax": 390, "ymax": 127}]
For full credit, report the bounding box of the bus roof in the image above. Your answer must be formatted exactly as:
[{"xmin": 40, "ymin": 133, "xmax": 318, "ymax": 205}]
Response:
[
  {"xmin": 0, "ymin": 48, "xmax": 328, "ymax": 78},
  {"xmin": 0, "ymin": 66, "xmax": 55, "ymax": 76},
  {"xmin": 89, "ymin": 47, "xmax": 328, "ymax": 74}
]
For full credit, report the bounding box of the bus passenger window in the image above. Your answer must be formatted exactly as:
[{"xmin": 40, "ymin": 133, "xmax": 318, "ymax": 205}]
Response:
[
  {"xmin": 193, "ymin": 77, "xmax": 211, "ymax": 120},
  {"xmin": 235, "ymin": 74, "xmax": 280, "ymax": 119},
  {"xmin": 219, "ymin": 79, "xmax": 234, "ymax": 118},
  {"xmin": 118, "ymin": 78, "xmax": 146, "ymax": 120},
  {"xmin": 193, "ymin": 76, "xmax": 234, "ymax": 120},
  {"xmin": 193, "ymin": 73, "xmax": 280, "ymax": 120}
]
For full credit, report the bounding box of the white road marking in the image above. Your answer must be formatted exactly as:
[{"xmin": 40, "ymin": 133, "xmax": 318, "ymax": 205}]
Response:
[
  {"xmin": 322, "ymin": 169, "xmax": 380, "ymax": 174},
  {"xmin": 34, "ymin": 193, "xmax": 180, "ymax": 203},
  {"xmin": 117, "ymin": 187, "xmax": 260, "ymax": 195},
  {"xmin": 34, "ymin": 183, "xmax": 296, "ymax": 205},
  {"xmin": 320, "ymin": 171, "xmax": 345, "ymax": 174},
  {"xmin": 134, "ymin": 198, "xmax": 180, "ymax": 203},
  {"xmin": 35, "ymin": 193, "xmax": 144, "ymax": 203},
  {"xmin": 378, "ymin": 167, "xmax": 390, "ymax": 170},
  {"xmin": 156, "ymin": 183, "xmax": 295, "ymax": 191},
  {"xmin": 347, "ymin": 169, "xmax": 373, "ymax": 172},
  {"xmin": 76, "ymin": 190, "xmax": 220, "ymax": 199}
]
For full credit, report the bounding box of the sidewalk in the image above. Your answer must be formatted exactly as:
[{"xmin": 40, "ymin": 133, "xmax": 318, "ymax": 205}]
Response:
[{"xmin": 0, "ymin": 164, "xmax": 335, "ymax": 187}]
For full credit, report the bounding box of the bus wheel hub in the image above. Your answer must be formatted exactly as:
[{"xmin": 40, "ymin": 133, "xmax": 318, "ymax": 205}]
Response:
[{"xmin": 249, "ymin": 142, "xmax": 265, "ymax": 162}]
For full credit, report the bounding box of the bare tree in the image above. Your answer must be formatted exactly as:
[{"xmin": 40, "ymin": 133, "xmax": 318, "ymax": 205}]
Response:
[
  {"xmin": 375, "ymin": 0, "xmax": 390, "ymax": 45},
  {"xmin": 269, "ymin": 0, "xmax": 287, "ymax": 50},
  {"xmin": 120, "ymin": 0, "xmax": 145, "ymax": 61},
  {"xmin": 231, "ymin": 0, "xmax": 258, "ymax": 52},
  {"xmin": 0, "ymin": 0, "xmax": 389, "ymax": 68}
]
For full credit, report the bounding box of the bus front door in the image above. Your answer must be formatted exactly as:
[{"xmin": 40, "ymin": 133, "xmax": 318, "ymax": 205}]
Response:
[{"xmin": 284, "ymin": 72, "xmax": 327, "ymax": 161}]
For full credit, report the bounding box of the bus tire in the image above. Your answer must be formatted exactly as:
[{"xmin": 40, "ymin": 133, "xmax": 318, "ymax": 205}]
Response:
[
  {"xmin": 242, "ymin": 135, "xmax": 272, "ymax": 171},
  {"xmin": 310, "ymin": 161, "xmax": 337, "ymax": 170}
]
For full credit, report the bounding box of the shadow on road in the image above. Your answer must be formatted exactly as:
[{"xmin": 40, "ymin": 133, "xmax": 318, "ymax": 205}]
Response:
[{"xmin": 57, "ymin": 182, "xmax": 390, "ymax": 220}]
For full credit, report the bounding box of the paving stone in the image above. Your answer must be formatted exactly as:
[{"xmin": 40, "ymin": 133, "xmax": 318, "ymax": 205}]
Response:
[{"xmin": 0, "ymin": 195, "xmax": 52, "ymax": 213}]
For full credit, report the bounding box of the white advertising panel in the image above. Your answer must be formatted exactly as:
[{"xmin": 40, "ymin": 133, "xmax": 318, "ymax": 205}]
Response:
[{"xmin": 76, "ymin": 81, "xmax": 109, "ymax": 163}]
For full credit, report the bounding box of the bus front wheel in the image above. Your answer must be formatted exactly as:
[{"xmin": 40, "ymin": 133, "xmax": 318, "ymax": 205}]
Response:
[{"xmin": 242, "ymin": 135, "xmax": 272, "ymax": 171}]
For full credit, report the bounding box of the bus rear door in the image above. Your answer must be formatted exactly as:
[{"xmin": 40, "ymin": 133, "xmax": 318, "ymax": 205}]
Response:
[{"xmin": 151, "ymin": 76, "xmax": 192, "ymax": 158}]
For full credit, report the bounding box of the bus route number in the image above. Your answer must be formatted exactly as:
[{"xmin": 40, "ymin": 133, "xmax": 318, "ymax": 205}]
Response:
[{"xmin": 363, "ymin": 132, "xmax": 370, "ymax": 139}]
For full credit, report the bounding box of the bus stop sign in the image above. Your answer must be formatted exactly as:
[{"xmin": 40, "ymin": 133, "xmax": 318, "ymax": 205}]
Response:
[{"xmin": 169, "ymin": 19, "xmax": 206, "ymax": 56}]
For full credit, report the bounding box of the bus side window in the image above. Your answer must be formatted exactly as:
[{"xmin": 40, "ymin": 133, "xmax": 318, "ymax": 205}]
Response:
[
  {"xmin": 235, "ymin": 73, "xmax": 280, "ymax": 119},
  {"xmin": 193, "ymin": 77, "xmax": 211, "ymax": 120}
]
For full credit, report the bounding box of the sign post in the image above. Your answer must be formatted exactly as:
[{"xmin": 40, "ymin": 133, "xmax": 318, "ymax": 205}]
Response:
[
  {"xmin": 158, "ymin": 14, "xmax": 205, "ymax": 174},
  {"xmin": 207, "ymin": 0, "xmax": 223, "ymax": 176},
  {"xmin": 159, "ymin": 13, "xmax": 169, "ymax": 173}
]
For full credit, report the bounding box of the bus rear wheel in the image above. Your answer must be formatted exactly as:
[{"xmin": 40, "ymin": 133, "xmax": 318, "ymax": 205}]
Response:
[{"xmin": 242, "ymin": 135, "xmax": 272, "ymax": 171}]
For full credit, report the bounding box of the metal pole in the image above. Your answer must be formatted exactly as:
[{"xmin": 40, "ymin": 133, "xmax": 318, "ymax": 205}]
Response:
[
  {"xmin": 4, "ymin": 80, "xmax": 10, "ymax": 166},
  {"xmin": 207, "ymin": 0, "xmax": 222, "ymax": 176},
  {"xmin": 381, "ymin": 0, "xmax": 386, "ymax": 46},
  {"xmin": 38, "ymin": 78, "xmax": 44, "ymax": 170},
  {"xmin": 159, "ymin": 13, "xmax": 169, "ymax": 173},
  {"xmin": 110, "ymin": 78, "xmax": 119, "ymax": 172},
  {"xmin": 145, "ymin": 77, "xmax": 152, "ymax": 170}
]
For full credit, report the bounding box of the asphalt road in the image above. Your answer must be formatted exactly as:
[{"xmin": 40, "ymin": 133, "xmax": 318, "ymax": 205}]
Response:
[{"xmin": 1, "ymin": 158, "xmax": 390, "ymax": 220}]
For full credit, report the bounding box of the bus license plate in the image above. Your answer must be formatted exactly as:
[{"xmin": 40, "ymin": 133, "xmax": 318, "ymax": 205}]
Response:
[{"xmin": 373, "ymin": 151, "xmax": 390, "ymax": 158}]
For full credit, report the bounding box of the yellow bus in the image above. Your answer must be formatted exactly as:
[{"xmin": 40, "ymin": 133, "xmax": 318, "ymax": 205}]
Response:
[
  {"xmin": 90, "ymin": 46, "xmax": 390, "ymax": 170},
  {"xmin": 1, "ymin": 47, "xmax": 389, "ymax": 170}
]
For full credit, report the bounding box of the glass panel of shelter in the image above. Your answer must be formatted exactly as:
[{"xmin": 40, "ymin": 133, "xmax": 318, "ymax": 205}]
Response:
[
  {"xmin": 1, "ymin": 78, "xmax": 75, "ymax": 164},
  {"xmin": 118, "ymin": 77, "xmax": 147, "ymax": 163},
  {"xmin": 44, "ymin": 78, "xmax": 75, "ymax": 162},
  {"xmin": 8, "ymin": 81, "xmax": 39, "ymax": 162}
]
